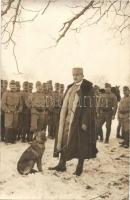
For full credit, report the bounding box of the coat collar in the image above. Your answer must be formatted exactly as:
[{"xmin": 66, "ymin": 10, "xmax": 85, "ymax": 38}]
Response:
[{"xmin": 67, "ymin": 79, "xmax": 93, "ymax": 95}]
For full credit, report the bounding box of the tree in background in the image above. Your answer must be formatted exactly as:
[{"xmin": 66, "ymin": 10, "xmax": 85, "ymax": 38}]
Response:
[{"xmin": 1, "ymin": 0, "xmax": 130, "ymax": 72}]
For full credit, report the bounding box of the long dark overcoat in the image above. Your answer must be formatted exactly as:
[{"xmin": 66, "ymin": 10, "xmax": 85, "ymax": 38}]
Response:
[{"xmin": 53, "ymin": 79, "xmax": 98, "ymax": 161}]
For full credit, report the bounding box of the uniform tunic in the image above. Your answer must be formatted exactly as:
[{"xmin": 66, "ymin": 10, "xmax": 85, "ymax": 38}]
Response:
[
  {"xmin": 97, "ymin": 92, "xmax": 117, "ymax": 135},
  {"xmin": 28, "ymin": 92, "xmax": 46, "ymax": 132},
  {"xmin": 118, "ymin": 95, "xmax": 130, "ymax": 132},
  {"xmin": 2, "ymin": 91, "xmax": 22, "ymax": 129}
]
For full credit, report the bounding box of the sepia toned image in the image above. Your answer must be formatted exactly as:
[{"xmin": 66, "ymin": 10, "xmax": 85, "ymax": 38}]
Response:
[{"xmin": 0, "ymin": 0, "xmax": 130, "ymax": 200}]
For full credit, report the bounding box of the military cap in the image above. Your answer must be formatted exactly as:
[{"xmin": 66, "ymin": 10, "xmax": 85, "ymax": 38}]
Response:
[
  {"xmin": 15, "ymin": 81, "xmax": 20, "ymax": 86},
  {"xmin": 94, "ymin": 85, "xmax": 100, "ymax": 90},
  {"xmin": 60, "ymin": 84, "xmax": 64, "ymax": 88},
  {"xmin": 9, "ymin": 80, "xmax": 15, "ymax": 85},
  {"xmin": 29, "ymin": 82, "xmax": 33, "ymax": 88},
  {"xmin": 36, "ymin": 81, "xmax": 41, "ymax": 87},
  {"xmin": 105, "ymin": 83, "xmax": 111, "ymax": 88},
  {"xmin": 123, "ymin": 86, "xmax": 130, "ymax": 91},
  {"xmin": 1, "ymin": 80, "xmax": 3, "ymax": 85},
  {"xmin": 55, "ymin": 83, "xmax": 60, "ymax": 87},
  {"xmin": 42, "ymin": 83, "xmax": 47, "ymax": 89},
  {"xmin": 47, "ymin": 80, "xmax": 52, "ymax": 84},
  {"xmin": 99, "ymin": 89, "xmax": 105, "ymax": 94},
  {"xmin": 4, "ymin": 80, "xmax": 8, "ymax": 85},
  {"xmin": 42, "ymin": 83, "xmax": 48, "ymax": 86},
  {"xmin": 23, "ymin": 81, "xmax": 28, "ymax": 86},
  {"xmin": 72, "ymin": 67, "xmax": 83, "ymax": 74}
]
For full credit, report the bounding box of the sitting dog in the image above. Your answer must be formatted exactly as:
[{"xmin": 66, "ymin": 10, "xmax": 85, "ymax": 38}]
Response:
[{"xmin": 17, "ymin": 131, "xmax": 46, "ymax": 175}]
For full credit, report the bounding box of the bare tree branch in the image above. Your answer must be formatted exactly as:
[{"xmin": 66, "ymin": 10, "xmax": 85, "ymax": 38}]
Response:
[
  {"xmin": 42, "ymin": 0, "xmax": 52, "ymax": 15},
  {"xmin": 1, "ymin": 0, "xmax": 53, "ymax": 74},
  {"xmin": 56, "ymin": 0, "xmax": 94, "ymax": 43},
  {"xmin": 1, "ymin": 0, "xmax": 15, "ymax": 16},
  {"xmin": 11, "ymin": 38, "xmax": 23, "ymax": 74},
  {"xmin": 56, "ymin": 0, "xmax": 130, "ymax": 43},
  {"xmin": 2, "ymin": 0, "xmax": 130, "ymax": 74}
]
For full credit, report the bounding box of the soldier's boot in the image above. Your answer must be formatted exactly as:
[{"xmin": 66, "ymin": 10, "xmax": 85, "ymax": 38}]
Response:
[
  {"xmin": 5, "ymin": 128, "xmax": 9, "ymax": 143},
  {"xmin": 1, "ymin": 127, "xmax": 5, "ymax": 141},
  {"xmin": 16, "ymin": 130, "xmax": 19, "ymax": 141},
  {"xmin": 99, "ymin": 128, "xmax": 104, "ymax": 142},
  {"xmin": 105, "ymin": 127, "xmax": 111, "ymax": 143},
  {"xmin": 116, "ymin": 123, "xmax": 122, "ymax": 138},
  {"xmin": 10, "ymin": 129, "xmax": 17, "ymax": 143},
  {"xmin": 21, "ymin": 130, "xmax": 26, "ymax": 143},
  {"xmin": 1, "ymin": 114, "xmax": 5, "ymax": 141},
  {"xmin": 17, "ymin": 133, "xmax": 21, "ymax": 141},
  {"xmin": 48, "ymin": 125, "xmax": 51, "ymax": 138},
  {"xmin": 27, "ymin": 131, "xmax": 33, "ymax": 142},
  {"xmin": 73, "ymin": 159, "xmax": 84, "ymax": 176},
  {"xmin": 121, "ymin": 129, "xmax": 125, "ymax": 139},
  {"xmin": 21, "ymin": 137, "xmax": 26, "ymax": 143},
  {"xmin": 48, "ymin": 156, "xmax": 66, "ymax": 172},
  {"xmin": 5, "ymin": 128, "xmax": 13, "ymax": 143},
  {"xmin": 123, "ymin": 131, "xmax": 129, "ymax": 148},
  {"xmin": 17, "ymin": 129, "xmax": 22, "ymax": 141},
  {"xmin": 5, "ymin": 128, "xmax": 16, "ymax": 143},
  {"xmin": 49, "ymin": 126, "xmax": 55, "ymax": 139}
]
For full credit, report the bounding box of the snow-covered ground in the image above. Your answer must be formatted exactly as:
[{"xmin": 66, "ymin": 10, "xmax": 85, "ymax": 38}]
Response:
[{"xmin": 0, "ymin": 121, "xmax": 129, "ymax": 200}]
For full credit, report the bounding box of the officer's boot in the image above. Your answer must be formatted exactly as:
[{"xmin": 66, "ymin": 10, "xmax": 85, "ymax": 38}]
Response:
[
  {"xmin": 50, "ymin": 126, "xmax": 55, "ymax": 139},
  {"xmin": 99, "ymin": 128, "xmax": 104, "ymax": 142},
  {"xmin": 116, "ymin": 122, "xmax": 122, "ymax": 138},
  {"xmin": 49, "ymin": 155, "xmax": 66, "ymax": 172},
  {"xmin": 124, "ymin": 131, "xmax": 129, "ymax": 148},
  {"xmin": 105, "ymin": 127, "xmax": 111, "ymax": 143},
  {"xmin": 121, "ymin": 128, "xmax": 125, "ymax": 139},
  {"xmin": 73, "ymin": 159, "xmax": 84, "ymax": 176}
]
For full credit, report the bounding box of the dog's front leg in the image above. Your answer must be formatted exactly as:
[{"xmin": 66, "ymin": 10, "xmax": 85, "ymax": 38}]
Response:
[{"xmin": 37, "ymin": 157, "xmax": 43, "ymax": 172}]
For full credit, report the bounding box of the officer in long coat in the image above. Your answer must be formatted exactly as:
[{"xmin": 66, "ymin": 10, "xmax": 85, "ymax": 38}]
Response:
[
  {"xmin": 49, "ymin": 68, "xmax": 98, "ymax": 176},
  {"xmin": 2, "ymin": 80, "xmax": 22, "ymax": 143}
]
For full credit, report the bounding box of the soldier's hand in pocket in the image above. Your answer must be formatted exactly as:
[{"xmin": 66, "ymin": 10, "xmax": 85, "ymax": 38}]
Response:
[{"xmin": 81, "ymin": 124, "xmax": 87, "ymax": 131}]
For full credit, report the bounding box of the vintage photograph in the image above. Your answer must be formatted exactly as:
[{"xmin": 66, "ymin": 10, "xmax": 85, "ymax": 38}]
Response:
[{"xmin": 0, "ymin": 0, "xmax": 130, "ymax": 199}]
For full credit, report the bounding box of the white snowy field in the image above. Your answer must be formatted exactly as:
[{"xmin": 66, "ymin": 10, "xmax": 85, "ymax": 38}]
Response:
[{"xmin": 0, "ymin": 121, "xmax": 129, "ymax": 200}]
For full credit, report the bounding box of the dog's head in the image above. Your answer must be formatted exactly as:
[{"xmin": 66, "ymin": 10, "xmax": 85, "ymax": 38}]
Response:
[{"xmin": 35, "ymin": 131, "xmax": 47, "ymax": 144}]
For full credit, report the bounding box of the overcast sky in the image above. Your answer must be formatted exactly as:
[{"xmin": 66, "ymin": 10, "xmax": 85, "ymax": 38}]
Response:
[{"xmin": 1, "ymin": 0, "xmax": 130, "ymax": 89}]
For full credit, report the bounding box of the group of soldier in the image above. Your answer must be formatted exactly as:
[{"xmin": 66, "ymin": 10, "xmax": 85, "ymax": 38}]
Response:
[
  {"xmin": 1, "ymin": 80, "xmax": 64, "ymax": 143},
  {"xmin": 0, "ymin": 79, "xmax": 130, "ymax": 148},
  {"xmin": 94, "ymin": 83, "xmax": 130, "ymax": 148}
]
